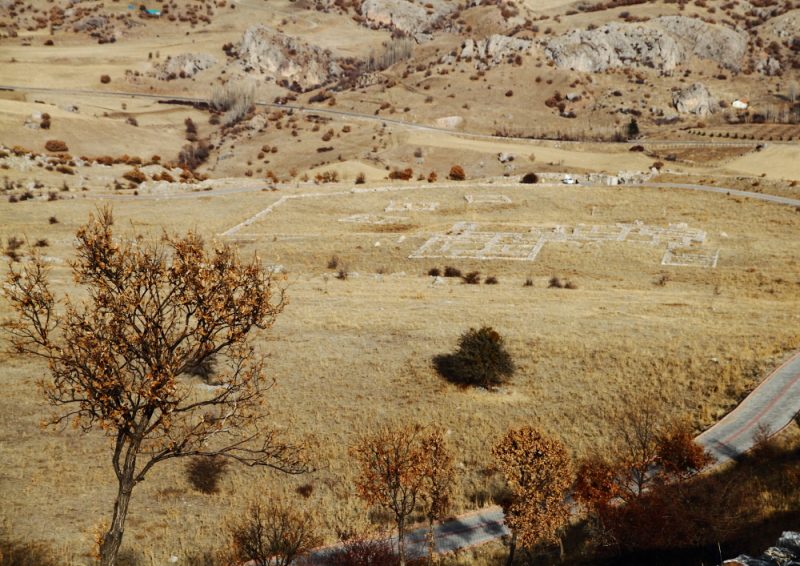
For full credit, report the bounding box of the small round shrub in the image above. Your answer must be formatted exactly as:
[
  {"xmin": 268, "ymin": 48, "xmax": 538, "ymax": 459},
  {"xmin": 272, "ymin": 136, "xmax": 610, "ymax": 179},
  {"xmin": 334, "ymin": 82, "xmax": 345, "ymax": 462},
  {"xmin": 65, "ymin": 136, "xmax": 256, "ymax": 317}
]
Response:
[
  {"xmin": 100, "ymin": 74, "xmax": 111, "ymax": 84},
  {"xmin": 462, "ymin": 271, "xmax": 481, "ymax": 284},
  {"xmin": 485, "ymin": 275, "xmax": 498, "ymax": 284},
  {"xmin": 443, "ymin": 266, "xmax": 462, "ymax": 278},
  {"xmin": 428, "ymin": 267, "xmax": 442, "ymax": 277},
  {"xmin": 433, "ymin": 326, "xmax": 515, "ymax": 389},
  {"xmin": 185, "ymin": 456, "xmax": 228, "ymax": 494},
  {"xmin": 123, "ymin": 168, "xmax": 146, "ymax": 185},
  {"xmin": 448, "ymin": 165, "xmax": 465, "ymax": 181},
  {"xmin": 520, "ymin": 172, "xmax": 538, "ymax": 184},
  {"xmin": 44, "ymin": 140, "xmax": 68, "ymax": 152}
]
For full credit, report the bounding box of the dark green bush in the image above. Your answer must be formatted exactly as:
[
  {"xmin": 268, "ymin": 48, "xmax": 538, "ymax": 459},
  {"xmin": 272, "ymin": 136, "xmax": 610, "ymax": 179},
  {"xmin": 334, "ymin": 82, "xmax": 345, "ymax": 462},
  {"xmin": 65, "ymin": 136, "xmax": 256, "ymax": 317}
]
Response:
[{"xmin": 433, "ymin": 326, "xmax": 515, "ymax": 389}]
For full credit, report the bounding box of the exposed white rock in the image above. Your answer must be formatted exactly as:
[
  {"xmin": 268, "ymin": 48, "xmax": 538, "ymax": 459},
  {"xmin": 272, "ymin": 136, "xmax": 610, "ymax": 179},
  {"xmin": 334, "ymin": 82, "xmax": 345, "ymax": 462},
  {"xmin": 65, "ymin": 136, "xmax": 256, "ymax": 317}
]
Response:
[
  {"xmin": 233, "ymin": 25, "xmax": 342, "ymax": 91},
  {"xmin": 435, "ymin": 116, "xmax": 464, "ymax": 129},
  {"xmin": 673, "ymin": 83, "xmax": 714, "ymax": 116},
  {"xmin": 158, "ymin": 53, "xmax": 216, "ymax": 79},
  {"xmin": 458, "ymin": 35, "xmax": 531, "ymax": 68},
  {"xmin": 360, "ymin": 0, "xmax": 453, "ymax": 37},
  {"xmin": 545, "ymin": 16, "xmax": 747, "ymax": 73}
]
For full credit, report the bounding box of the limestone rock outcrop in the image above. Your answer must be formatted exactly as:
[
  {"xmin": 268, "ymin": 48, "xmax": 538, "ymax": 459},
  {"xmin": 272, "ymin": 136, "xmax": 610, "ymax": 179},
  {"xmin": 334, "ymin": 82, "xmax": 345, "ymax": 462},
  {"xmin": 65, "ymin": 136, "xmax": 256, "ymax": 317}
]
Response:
[
  {"xmin": 545, "ymin": 16, "xmax": 748, "ymax": 73},
  {"xmin": 158, "ymin": 53, "xmax": 216, "ymax": 79},
  {"xmin": 672, "ymin": 83, "xmax": 714, "ymax": 116},
  {"xmin": 360, "ymin": 0, "xmax": 453, "ymax": 37},
  {"xmin": 459, "ymin": 35, "xmax": 532, "ymax": 68},
  {"xmin": 232, "ymin": 25, "xmax": 342, "ymax": 91}
]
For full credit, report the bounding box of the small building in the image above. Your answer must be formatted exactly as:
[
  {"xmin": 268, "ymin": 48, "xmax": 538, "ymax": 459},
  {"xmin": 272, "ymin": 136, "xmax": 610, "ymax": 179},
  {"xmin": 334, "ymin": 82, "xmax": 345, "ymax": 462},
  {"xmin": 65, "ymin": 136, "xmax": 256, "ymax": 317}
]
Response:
[{"xmin": 732, "ymin": 98, "xmax": 749, "ymax": 110}]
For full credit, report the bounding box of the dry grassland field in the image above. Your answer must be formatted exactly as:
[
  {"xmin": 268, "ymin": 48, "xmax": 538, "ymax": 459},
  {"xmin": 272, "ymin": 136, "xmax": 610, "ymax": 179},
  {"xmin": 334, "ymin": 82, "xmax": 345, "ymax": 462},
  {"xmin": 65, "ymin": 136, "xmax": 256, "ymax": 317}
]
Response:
[
  {"xmin": 2, "ymin": 179, "xmax": 800, "ymax": 560},
  {"xmin": 1, "ymin": 0, "xmax": 800, "ymax": 562}
]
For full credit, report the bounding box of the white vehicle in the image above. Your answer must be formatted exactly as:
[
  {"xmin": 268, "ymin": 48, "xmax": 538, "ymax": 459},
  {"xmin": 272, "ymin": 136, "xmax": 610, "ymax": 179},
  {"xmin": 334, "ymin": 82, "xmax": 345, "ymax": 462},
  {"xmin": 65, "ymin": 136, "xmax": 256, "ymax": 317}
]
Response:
[{"xmin": 562, "ymin": 175, "xmax": 578, "ymax": 185}]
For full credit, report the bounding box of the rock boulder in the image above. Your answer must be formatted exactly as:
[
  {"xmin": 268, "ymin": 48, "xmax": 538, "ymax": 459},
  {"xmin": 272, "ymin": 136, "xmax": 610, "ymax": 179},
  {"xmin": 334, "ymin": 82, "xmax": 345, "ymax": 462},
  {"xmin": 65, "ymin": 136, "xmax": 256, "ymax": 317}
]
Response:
[
  {"xmin": 672, "ymin": 83, "xmax": 714, "ymax": 116},
  {"xmin": 159, "ymin": 53, "xmax": 216, "ymax": 79},
  {"xmin": 360, "ymin": 0, "xmax": 452, "ymax": 37}
]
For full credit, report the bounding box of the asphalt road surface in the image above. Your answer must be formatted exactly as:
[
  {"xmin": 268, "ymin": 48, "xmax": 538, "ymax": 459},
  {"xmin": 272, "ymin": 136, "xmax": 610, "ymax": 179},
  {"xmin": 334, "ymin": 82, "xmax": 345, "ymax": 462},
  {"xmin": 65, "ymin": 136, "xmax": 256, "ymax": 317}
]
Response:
[
  {"xmin": 5, "ymin": 82, "xmax": 799, "ymax": 560},
  {"xmin": 329, "ymin": 349, "xmax": 800, "ymax": 562}
]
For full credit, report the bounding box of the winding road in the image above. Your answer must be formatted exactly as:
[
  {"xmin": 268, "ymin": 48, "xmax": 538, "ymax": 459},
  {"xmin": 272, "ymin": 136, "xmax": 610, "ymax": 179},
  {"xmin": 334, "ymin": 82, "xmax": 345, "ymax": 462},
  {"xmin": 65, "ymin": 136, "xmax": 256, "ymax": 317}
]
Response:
[
  {"xmin": 346, "ymin": 348, "xmax": 800, "ymax": 562},
  {"xmin": 4, "ymin": 83, "xmax": 799, "ymax": 560},
  {"xmin": 0, "ymin": 83, "xmax": 781, "ymax": 148}
]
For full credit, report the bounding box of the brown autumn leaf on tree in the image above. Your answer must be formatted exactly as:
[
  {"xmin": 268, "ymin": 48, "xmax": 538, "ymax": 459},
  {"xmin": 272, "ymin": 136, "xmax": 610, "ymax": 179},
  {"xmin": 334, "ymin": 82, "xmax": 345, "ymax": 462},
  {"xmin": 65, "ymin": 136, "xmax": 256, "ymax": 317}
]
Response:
[
  {"xmin": 2, "ymin": 208, "xmax": 311, "ymax": 566},
  {"xmin": 420, "ymin": 427, "xmax": 456, "ymax": 562},
  {"xmin": 350, "ymin": 423, "xmax": 456, "ymax": 566},
  {"xmin": 573, "ymin": 401, "xmax": 713, "ymax": 553},
  {"xmin": 656, "ymin": 420, "xmax": 714, "ymax": 481},
  {"xmin": 492, "ymin": 426, "xmax": 573, "ymax": 565}
]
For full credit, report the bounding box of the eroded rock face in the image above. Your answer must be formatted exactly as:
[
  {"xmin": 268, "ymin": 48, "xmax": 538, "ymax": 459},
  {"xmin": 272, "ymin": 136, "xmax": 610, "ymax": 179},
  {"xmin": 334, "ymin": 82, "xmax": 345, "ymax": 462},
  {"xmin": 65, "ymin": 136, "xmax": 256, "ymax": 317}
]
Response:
[
  {"xmin": 672, "ymin": 82, "xmax": 714, "ymax": 115},
  {"xmin": 233, "ymin": 25, "xmax": 342, "ymax": 91},
  {"xmin": 159, "ymin": 53, "xmax": 216, "ymax": 79},
  {"xmin": 724, "ymin": 531, "xmax": 800, "ymax": 566},
  {"xmin": 656, "ymin": 16, "xmax": 747, "ymax": 70},
  {"xmin": 546, "ymin": 23, "xmax": 683, "ymax": 72},
  {"xmin": 460, "ymin": 35, "xmax": 532, "ymax": 68},
  {"xmin": 360, "ymin": 0, "xmax": 453, "ymax": 37},
  {"xmin": 72, "ymin": 15, "xmax": 108, "ymax": 32},
  {"xmin": 545, "ymin": 16, "xmax": 748, "ymax": 73}
]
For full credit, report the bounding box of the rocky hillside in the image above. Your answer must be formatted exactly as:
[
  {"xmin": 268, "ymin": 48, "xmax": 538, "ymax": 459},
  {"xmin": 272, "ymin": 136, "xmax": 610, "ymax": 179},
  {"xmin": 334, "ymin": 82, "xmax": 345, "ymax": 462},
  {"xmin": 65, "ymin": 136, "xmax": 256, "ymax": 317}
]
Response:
[
  {"xmin": 228, "ymin": 25, "xmax": 342, "ymax": 91},
  {"xmin": 359, "ymin": 0, "xmax": 453, "ymax": 39},
  {"xmin": 545, "ymin": 16, "xmax": 748, "ymax": 73}
]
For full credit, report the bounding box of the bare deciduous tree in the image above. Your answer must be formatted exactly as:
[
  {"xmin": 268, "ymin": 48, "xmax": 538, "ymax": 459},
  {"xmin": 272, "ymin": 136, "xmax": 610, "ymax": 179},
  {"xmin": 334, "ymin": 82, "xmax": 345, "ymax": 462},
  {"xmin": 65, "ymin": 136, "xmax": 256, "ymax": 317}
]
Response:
[
  {"xmin": 492, "ymin": 426, "xmax": 573, "ymax": 566},
  {"xmin": 3, "ymin": 208, "xmax": 310, "ymax": 566},
  {"xmin": 228, "ymin": 498, "xmax": 321, "ymax": 566}
]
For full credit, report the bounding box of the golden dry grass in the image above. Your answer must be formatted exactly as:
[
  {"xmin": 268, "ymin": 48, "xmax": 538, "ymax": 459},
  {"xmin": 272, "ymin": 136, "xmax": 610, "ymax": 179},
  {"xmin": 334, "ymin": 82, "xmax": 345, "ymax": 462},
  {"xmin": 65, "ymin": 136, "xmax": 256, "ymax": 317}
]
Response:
[
  {"xmin": 1, "ymin": 179, "xmax": 799, "ymax": 561},
  {"xmin": 1, "ymin": 0, "xmax": 799, "ymax": 560}
]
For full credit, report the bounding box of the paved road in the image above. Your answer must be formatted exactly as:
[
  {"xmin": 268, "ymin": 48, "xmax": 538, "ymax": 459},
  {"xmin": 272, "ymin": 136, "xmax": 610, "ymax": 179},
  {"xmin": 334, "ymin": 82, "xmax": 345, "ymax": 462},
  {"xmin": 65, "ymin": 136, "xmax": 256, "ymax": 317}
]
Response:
[
  {"xmin": 0, "ymin": 83, "xmax": 776, "ymax": 148},
  {"xmin": 6, "ymin": 80, "xmax": 799, "ymax": 556},
  {"xmin": 370, "ymin": 349, "xmax": 800, "ymax": 561},
  {"xmin": 696, "ymin": 352, "xmax": 800, "ymax": 463}
]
